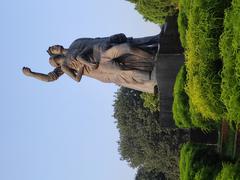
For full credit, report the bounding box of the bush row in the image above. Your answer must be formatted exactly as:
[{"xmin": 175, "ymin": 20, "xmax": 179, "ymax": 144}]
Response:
[{"xmin": 177, "ymin": 0, "xmax": 240, "ymax": 125}]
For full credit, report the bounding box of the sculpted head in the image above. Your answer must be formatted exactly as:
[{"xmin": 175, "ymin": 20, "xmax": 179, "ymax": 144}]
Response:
[
  {"xmin": 47, "ymin": 45, "xmax": 65, "ymax": 55},
  {"xmin": 49, "ymin": 55, "xmax": 65, "ymax": 67}
]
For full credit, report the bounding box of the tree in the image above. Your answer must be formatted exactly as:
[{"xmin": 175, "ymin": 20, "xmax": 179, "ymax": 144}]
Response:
[
  {"xmin": 126, "ymin": 0, "xmax": 178, "ymax": 24},
  {"xmin": 113, "ymin": 87, "xmax": 189, "ymax": 179},
  {"xmin": 135, "ymin": 167, "xmax": 166, "ymax": 180}
]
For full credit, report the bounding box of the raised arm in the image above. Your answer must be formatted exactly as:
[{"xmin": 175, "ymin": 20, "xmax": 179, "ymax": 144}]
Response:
[{"xmin": 22, "ymin": 67, "xmax": 64, "ymax": 82}]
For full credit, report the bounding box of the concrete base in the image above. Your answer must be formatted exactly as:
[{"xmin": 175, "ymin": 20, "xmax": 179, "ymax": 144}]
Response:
[
  {"xmin": 156, "ymin": 16, "xmax": 185, "ymax": 128},
  {"xmin": 156, "ymin": 54, "xmax": 184, "ymax": 128}
]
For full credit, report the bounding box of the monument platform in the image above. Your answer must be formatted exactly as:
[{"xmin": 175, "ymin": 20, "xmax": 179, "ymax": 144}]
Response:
[{"xmin": 155, "ymin": 16, "xmax": 184, "ymax": 128}]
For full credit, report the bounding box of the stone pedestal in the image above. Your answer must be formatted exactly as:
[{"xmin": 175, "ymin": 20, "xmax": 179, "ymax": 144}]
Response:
[
  {"xmin": 156, "ymin": 54, "xmax": 184, "ymax": 128},
  {"xmin": 156, "ymin": 16, "xmax": 184, "ymax": 128}
]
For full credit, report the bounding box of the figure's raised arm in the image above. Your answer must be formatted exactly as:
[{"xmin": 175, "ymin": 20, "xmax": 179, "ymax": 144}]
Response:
[{"xmin": 22, "ymin": 67, "xmax": 64, "ymax": 82}]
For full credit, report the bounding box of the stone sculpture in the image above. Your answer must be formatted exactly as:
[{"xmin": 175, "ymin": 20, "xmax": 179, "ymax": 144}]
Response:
[{"xmin": 23, "ymin": 33, "xmax": 159, "ymax": 93}]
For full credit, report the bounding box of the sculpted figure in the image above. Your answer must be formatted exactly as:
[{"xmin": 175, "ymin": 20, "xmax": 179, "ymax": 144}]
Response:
[{"xmin": 23, "ymin": 33, "xmax": 159, "ymax": 93}]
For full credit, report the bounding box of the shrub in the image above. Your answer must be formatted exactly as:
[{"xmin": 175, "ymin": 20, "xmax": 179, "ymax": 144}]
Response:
[
  {"xmin": 179, "ymin": 143, "xmax": 221, "ymax": 180},
  {"xmin": 183, "ymin": 0, "xmax": 228, "ymax": 120},
  {"xmin": 177, "ymin": 0, "xmax": 191, "ymax": 48},
  {"xmin": 173, "ymin": 66, "xmax": 217, "ymax": 131},
  {"xmin": 114, "ymin": 87, "xmax": 189, "ymax": 179},
  {"xmin": 173, "ymin": 66, "xmax": 192, "ymax": 128},
  {"xmin": 140, "ymin": 92, "xmax": 159, "ymax": 113},
  {"xmin": 220, "ymin": 0, "xmax": 240, "ymax": 124},
  {"xmin": 188, "ymin": 100, "xmax": 217, "ymax": 132},
  {"xmin": 127, "ymin": 0, "xmax": 179, "ymax": 25},
  {"xmin": 216, "ymin": 163, "xmax": 240, "ymax": 180}
]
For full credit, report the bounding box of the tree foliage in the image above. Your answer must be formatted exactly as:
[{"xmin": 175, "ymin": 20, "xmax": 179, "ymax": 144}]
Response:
[
  {"xmin": 183, "ymin": 0, "xmax": 228, "ymax": 121},
  {"xmin": 216, "ymin": 163, "xmax": 240, "ymax": 180},
  {"xmin": 140, "ymin": 92, "xmax": 159, "ymax": 113},
  {"xmin": 219, "ymin": 0, "xmax": 240, "ymax": 124},
  {"xmin": 173, "ymin": 66, "xmax": 192, "ymax": 128},
  {"xmin": 180, "ymin": 143, "xmax": 222, "ymax": 180},
  {"xmin": 135, "ymin": 167, "xmax": 166, "ymax": 180},
  {"xmin": 126, "ymin": 0, "xmax": 178, "ymax": 24},
  {"xmin": 113, "ymin": 87, "xmax": 189, "ymax": 179},
  {"xmin": 173, "ymin": 65, "xmax": 217, "ymax": 131}
]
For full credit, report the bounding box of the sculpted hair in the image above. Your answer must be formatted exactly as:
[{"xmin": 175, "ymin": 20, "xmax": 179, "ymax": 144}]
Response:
[
  {"xmin": 47, "ymin": 45, "xmax": 64, "ymax": 56},
  {"xmin": 47, "ymin": 47, "xmax": 52, "ymax": 56}
]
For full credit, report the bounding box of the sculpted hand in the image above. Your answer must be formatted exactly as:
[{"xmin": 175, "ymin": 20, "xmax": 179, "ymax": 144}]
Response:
[
  {"xmin": 88, "ymin": 63, "xmax": 99, "ymax": 70},
  {"xmin": 84, "ymin": 63, "xmax": 98, "ymax": 73},
  {"xmin": 74, "ymin": 55, "xmax": 99, "ymax": 72},
  {"xmin": 22, "ymin": 67, "xmax": 32, "ymax": 76}
]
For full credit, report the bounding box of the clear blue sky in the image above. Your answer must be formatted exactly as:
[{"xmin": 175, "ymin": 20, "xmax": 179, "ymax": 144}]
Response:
[{"xmin": 0, "ymin": 1, "xmax": 160, "ymax": 180}]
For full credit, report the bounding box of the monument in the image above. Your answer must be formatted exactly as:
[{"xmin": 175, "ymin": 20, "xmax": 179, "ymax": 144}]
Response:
[
  {"xmin": 23, "ymin": 33, "xmax": 160, "ymax": 93},
  {"xmin": 22, "ymin": 16, "xmax": 185, "ymax": 128}
]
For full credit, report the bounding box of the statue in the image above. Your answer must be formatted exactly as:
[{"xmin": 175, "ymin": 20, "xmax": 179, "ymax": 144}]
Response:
[{"xmin": 22, "ymin": 33, "xmax": 159, "ymax": 93}]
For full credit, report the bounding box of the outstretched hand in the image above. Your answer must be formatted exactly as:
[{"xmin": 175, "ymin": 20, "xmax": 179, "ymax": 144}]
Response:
[{"xmin": 22, "ymin": 67, "xmax": 32, "ymax": 76}]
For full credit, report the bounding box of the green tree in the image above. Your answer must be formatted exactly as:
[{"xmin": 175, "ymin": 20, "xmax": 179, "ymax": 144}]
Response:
[
  {"xmin": 135, "ymin": 167, "xmax": 166, "ymax": 180},
  {"xmin": 113, "ymin": 87, "xmax": 189, "ymax": 179},
  {"xmin": 126, "ymin": 0, "xmax": 178, "ymax": 24}
]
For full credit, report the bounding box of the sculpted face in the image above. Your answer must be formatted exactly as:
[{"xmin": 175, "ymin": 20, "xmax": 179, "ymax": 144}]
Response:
[
  {"xmin": 47, "ymin": 45, "xmax": 64, "ymax": 55},
  {"xmin": 49, "ymin": 55, "xmax": 64, "ymax": 67}
]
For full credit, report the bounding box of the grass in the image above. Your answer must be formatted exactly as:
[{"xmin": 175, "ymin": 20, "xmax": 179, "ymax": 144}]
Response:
[{"xmin": 220, "ymin": 0, "xmax": 240, "ymax": 125}]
